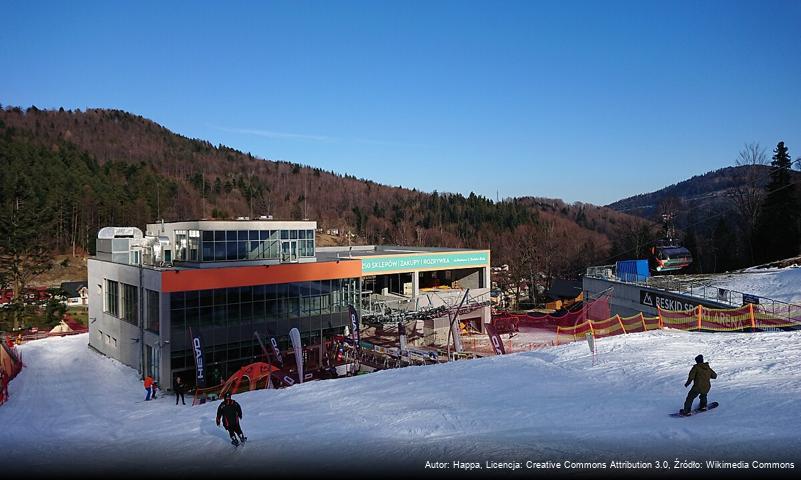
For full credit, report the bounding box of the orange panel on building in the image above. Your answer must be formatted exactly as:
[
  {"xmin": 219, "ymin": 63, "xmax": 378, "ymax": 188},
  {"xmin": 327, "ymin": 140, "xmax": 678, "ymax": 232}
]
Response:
[{"xmin": 161, "ymin": 260, "xmax": 362, "ymax": 292}]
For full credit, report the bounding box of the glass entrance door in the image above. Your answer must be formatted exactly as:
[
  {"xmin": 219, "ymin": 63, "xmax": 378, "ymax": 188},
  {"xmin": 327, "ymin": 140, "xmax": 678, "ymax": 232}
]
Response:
[
  {"xmin": 281, "ymin": 240, "xmax": 299, "ymax": 262},
  {"xmin": 145, "ymin": 345, "xmax": 160, "ymax": 383}
]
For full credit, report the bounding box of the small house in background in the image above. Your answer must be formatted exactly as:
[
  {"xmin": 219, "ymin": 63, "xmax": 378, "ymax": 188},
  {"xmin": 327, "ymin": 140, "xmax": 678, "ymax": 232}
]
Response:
[
  {"xmin": 544, "ymin": 278, "xmax": 584, "ymax": 311},
  {"xmin": 60, "ymin": 281, "xmax": 89, "ymax": 306}
]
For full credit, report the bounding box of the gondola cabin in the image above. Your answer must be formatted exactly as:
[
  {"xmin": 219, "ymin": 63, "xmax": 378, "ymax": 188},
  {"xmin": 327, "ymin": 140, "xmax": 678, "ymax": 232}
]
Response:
[{"xmin": 648, "ymin": 245, "xmax": 693, "ymax": 272}]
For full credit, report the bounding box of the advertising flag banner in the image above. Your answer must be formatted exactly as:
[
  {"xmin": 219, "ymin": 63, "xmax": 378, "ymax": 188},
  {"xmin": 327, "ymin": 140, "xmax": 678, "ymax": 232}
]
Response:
[
  {"xmin": 348, "ymin": 305, "xmax": 361, "ymax": 350},
  {"xmin": 289, "ymin": 327, "xmax": 304, "ymax": 384},
  {"xmin": 485, "ymin": 324, "xmax": 506, "ymax": 355},
  {"xmin": 398, "ymin": 322, "xmax": 407, "ymax": 355},
  {"xmin": 188, "ymin": 326, "xmax": 206, "ymax": 389},
  {"xmin": 269, "ymin": 334, "xmax": 284, "ymax": 367}
]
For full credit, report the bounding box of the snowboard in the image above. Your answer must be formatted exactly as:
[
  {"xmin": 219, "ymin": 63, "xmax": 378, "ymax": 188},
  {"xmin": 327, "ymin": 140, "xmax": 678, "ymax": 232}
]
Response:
[
  {"xmin": 232, "ymin": 436, "xmax": 247, "ymax": 448},
  {"xmin": 671, "ymin": 401, "xmax": 719, "ymax": 417}
]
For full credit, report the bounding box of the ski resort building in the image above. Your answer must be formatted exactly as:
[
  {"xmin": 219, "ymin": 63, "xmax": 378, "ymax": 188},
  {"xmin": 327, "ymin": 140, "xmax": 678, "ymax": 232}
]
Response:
[{"xmin": 87, "ymin": 220, "xmax": 491, "ymax": 390}]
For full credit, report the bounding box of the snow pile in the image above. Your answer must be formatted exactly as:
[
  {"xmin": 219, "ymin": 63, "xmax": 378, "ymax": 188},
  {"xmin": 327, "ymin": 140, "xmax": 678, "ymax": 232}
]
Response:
[{"xmin": 1, "ymin": 331, "xmax": 800, "ymax": 476}]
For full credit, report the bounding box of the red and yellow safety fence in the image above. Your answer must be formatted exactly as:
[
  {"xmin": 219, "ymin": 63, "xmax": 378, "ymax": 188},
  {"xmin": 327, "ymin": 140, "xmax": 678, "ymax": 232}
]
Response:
[
  {"xmin": 754, "ymin": 304, "xmax": 801, "ymax": 329},
  {"xmin": 555, "ymin": 320, "xmax": 592, "ymax": 345},
  {"xmin": 553, "ymin": 303, "xmax": 801, "ymax": 346},
  {"xmin": 701, "ymin": 305, "xmax": 755, "ymax": 332}
]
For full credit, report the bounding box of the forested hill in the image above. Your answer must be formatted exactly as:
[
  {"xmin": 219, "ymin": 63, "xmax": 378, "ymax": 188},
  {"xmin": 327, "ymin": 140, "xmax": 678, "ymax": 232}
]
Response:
[
  {"xmin": 0, "ymin": 105, "xmax": 651, "ymax": 276},
  {"xmin": 606, "ymin": 160, "xmax": 801, "ymax": 272}
]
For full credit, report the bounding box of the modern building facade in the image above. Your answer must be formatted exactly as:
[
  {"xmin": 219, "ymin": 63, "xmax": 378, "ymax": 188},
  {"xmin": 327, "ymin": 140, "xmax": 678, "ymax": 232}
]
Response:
[{"xmin": 88, "ymin": 220, "xmax": 492, "ymax": 390}]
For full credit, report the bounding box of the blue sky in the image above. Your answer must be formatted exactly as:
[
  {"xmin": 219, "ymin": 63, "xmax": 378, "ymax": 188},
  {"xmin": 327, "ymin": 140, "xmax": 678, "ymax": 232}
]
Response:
[{"xmin": 2, "ymin": 0, "xmax": 800, "ymax": 205}]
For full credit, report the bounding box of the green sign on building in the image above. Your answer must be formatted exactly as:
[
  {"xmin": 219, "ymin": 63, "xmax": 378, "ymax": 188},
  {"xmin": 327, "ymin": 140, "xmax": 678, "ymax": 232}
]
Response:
[{"xmin": 360, "ymin": 251, "xmax": 489, "ymax": 274}]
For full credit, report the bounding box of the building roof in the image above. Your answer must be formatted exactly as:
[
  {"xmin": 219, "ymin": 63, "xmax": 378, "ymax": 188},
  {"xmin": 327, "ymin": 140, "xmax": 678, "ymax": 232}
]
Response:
[
  {"xmin": 315, "ymin": 245, "xmax": 485, "ymax": 261},
  {"xmin": 60, "ymin": 281, "xmax": 88, "ymax": 298}
]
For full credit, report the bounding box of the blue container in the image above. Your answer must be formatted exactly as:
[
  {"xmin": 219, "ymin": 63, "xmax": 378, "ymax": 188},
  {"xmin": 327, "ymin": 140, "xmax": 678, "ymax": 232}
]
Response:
[{"xmin": 616, "ymin": 260, "xmax": 649, "ymax": 283}]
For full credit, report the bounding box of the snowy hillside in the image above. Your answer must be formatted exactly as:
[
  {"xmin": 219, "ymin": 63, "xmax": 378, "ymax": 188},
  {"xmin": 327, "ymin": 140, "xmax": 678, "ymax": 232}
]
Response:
[
  {"xmin": 711, "ymin": 266, "xmax": 801, "ymax": 305},
  {"xmin": 2, "ymin": 330, "xmax": 800, "ymax": 478}
]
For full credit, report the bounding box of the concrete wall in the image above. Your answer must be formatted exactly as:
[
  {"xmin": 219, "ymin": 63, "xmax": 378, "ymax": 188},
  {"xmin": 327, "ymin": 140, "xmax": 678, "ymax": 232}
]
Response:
[
  {"xmin": 583, "ymin": 276, "xmax": 731, "ymax": 318},
  {"xmin": 88, "ymin": 259, "xmax": 168, "ymax": 387}
]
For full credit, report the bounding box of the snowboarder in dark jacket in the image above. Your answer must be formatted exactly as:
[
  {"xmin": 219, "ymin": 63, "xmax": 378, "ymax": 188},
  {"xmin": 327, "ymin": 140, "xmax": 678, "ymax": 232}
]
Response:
[
  {"xmin": 683, "ymin": 354, "xmax": 717, "ymax": 415},
  {"xmin": 216, "ymin": 392, "xmax": 246, "ymax": 445}
]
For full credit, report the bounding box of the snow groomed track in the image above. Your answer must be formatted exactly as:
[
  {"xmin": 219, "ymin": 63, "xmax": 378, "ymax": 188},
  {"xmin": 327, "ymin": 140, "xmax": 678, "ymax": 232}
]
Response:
[{"xmin": 1, "ymin": 329, "xmax": 800, "ymax": 478}]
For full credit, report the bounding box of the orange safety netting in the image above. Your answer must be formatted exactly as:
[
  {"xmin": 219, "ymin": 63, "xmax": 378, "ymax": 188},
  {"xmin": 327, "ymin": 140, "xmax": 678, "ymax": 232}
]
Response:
[
  {"xmin": 589, "ymin": 316, "xmax": 625, "ymax": 339},
  {"xmin": 616, "ymin": 313, "xmax": 660, "ymax": 333},
  {"xmin": 555, "ymin": 320, "xmax": 592, "ymax": 345},
  {"xmin": 658, "ymin": 307, "xmax": 699, "ymax": 331},
  {"xmin": 1, "ymin": 336, "xmax": 24, "ymax": 406},
  {"xmin": 754, "ymin": 304, "xmax": 801, "ymax": 329},
  {"xmin": 511, "ymin": 296, "xmax": 801, "ymax": 348},
  {"xmin": 492, "ymin": 291, "xmax": 612, "ymax": 334},
  {"xmin": 700, "ymin": 306, "xmax": 754, "ymax": 332}
]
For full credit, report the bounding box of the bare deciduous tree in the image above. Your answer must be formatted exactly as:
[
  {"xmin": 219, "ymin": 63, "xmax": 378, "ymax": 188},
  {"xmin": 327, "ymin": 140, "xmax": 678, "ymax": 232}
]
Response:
[{"xmin": 731, "ymin": 142, "xmax": 768, "ymax": 263}]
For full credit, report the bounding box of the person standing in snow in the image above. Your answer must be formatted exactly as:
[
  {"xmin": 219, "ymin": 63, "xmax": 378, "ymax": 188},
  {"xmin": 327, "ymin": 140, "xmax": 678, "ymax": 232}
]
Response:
[
  {"xmin": 683, "ymin": 354, "xmax": 717, "ymax": 415},
  {"xmin": 174, "ymin": 376, "xmax": 187, "ymax": 405},
  {"xmin": 144, "ymin": 375, "xmax": 155, "ymax": 401},
  {"xmin": 216, "ymin": 392, "xmax": 246, "ymax": 445}
]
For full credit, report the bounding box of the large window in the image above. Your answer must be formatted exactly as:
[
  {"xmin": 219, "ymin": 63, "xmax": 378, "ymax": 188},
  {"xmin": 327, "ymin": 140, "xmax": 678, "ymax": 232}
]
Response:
[
  {"xmin": 104, "ymin": 279, "xmax": 119, "ymax": 317},
  {"xmin": 196, "ymin": 229, "xmax": 314, "ymax": 262},
  {"xmin": 169, "ymin": 277, "xmax": 358, "ymax": 386},
  {"xmin": 146, "ymin": 289, "xmax": 160, "ymax": 333},
  {"xmin": 120, "ymin": 283, "xmax": 138, "ymax": 326}
]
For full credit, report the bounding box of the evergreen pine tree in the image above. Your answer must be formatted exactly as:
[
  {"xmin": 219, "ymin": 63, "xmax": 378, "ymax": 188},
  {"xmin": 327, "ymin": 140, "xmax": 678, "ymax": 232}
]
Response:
[{"xmin": 753, "ymin": 142, "xmax": 800, "ymax": 263}]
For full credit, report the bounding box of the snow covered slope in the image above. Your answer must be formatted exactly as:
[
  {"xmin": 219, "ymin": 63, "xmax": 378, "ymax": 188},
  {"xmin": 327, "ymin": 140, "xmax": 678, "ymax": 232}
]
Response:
[
  {"xmin": 2, "ymin": 331, "xmax": 800, "ymax": 477},
  {"xmin": 710, "ymin": 266, "xmax": 801, "ymax": 305}
]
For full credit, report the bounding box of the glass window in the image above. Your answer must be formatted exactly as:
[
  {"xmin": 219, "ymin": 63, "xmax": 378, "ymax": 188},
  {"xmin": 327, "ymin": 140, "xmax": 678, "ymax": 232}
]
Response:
[
  {"xmin": 260, "ymin": 230, "xmax": 269, "ymax": 240},
  {"xmin": 188, "ymin": 230, "xmax": 200, "ymax": 261},
  {"xmin": 185, "ymin": 306, "xmax": 198, "ymax": 328},
  {"xmin": 214, "ymin": 288, "xmax": 227, "ymax": 305},
  {"xmin": 280, "ymin": 230, "xmax": 289, "ymax": 240},
  {"xmin": 170, "ymin": 291, "xmax": 185, "ymax": 310},
  {"xmin": 213, "ymin": 306, "xmax": 226, "ymax": 326},
  {"xmin": 238, "ymin": 230, "xmax": 249, "ymax": 241},
  {"xmin": 202, "ymin": 244, "xmax": 214, "ymax": 261},
  {"xmin": 214, "ymin": 242, "xmax": 226, "ymax": 261},
  {"xmin": 253, "ymin": 285, "xmax": 266, "ymax": 302},
  {"xmin": 290, "ymin": 230, "xmax": 298, "ymax": 240},
  {"xmin": 298, "ymin": 230, "xmax": 306, "ymax": 239},
  {"xmin": 175, "ymin": 231, "xmax": 187, "ymax": 261},
  {"xmin": 215, "ymin": 231, "xmax": 225, "ymax": 242},
  {"xmin": 146, "ymin": 290, "xmax": 159, "ymax": 333},
  {"xmin": 252, "ymin": 300, "xmax": 265, "ymax": 322},
  {"xmin": 199, "ymin": 306, "xmax": 213, "ymax": 326},
  {"xmin": 121, "ymin": 283, "xmax": 138, "ymax": 326},
  {"xmin": 184, "ymin": 291, "xmax": 199, "ymax": 309},
  {"xmin": 226, "ymin": 241, "xmax": 238, "ymax": 260},
  {"xmin": 247, "ymin": 241, "xmax": 261, "ymax": 260},
  {"xmin": 105, "ymin": 280, "xmax": 119, "ymax": 317},
  {"xmin": 249, "ymin": 230, "xmax": 259, "ymax": 240},
  {"xmin": 202, "ymin": 231, "xmax": 214, "ymax": 242},
  {"xmin": 199, "ymin": 289, "xmax": 213, "ymax": 307},
  {"xmin": 240, "ymin": 286, "xmax": 253, "ymax": 303},
  {"xmin": 227, "ymin": 304, "xmax": 240, "ymax": 325},
  {"xmin": 226, "ymin": 230, "xmax": 237, "ymax": 241},
  {"xmin": 287, "ymin": 297, "xmax": 299, "ymax": 318}
]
